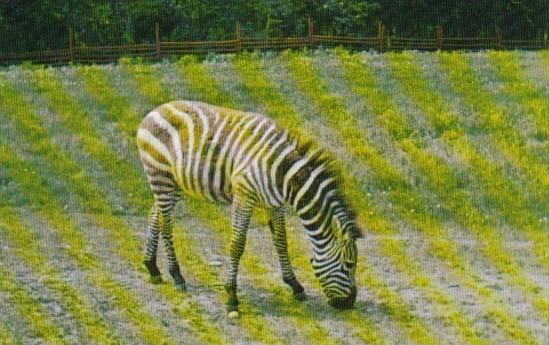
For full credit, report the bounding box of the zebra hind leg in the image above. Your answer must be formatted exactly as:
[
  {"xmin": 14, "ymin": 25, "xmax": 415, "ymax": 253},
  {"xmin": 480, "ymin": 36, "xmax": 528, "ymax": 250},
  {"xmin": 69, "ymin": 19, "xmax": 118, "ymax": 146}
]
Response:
[
  {"xmin": 141, "ymin": 156, "xmax": 186, "ymax": 291},
  {"xmin": 144, "ymin": 205, "xmax": 163, "ymax": 284},
  {"xmin": 268, "ymin": 209, "xmax": 306, "ymax": 301}
]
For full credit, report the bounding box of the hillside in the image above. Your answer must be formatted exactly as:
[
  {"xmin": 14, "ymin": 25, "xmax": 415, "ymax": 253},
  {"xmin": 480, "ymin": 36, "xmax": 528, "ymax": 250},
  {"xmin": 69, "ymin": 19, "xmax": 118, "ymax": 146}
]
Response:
[{"xmin": 0, "ymin": 49, "xmax": 548, "ymax": 345}]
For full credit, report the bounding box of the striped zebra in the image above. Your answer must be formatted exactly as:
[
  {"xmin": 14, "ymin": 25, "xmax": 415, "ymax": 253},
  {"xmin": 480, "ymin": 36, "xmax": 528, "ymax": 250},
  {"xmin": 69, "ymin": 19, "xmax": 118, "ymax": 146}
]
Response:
[{"xmin": 137, "ymin": 100, "xmax": 362, "ymax": 314}]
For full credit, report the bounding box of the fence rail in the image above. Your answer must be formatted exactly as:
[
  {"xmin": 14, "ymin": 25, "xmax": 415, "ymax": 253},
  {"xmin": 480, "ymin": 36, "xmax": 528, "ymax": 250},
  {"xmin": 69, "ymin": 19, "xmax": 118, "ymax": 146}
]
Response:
[{"xmin": 1, "ymin": 21, "xmax": 547, "ymax": 66}]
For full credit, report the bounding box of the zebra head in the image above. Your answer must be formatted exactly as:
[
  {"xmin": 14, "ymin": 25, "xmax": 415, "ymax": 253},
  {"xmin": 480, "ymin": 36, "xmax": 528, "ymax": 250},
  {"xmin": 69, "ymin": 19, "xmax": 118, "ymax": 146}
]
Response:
[
  {"xmin": 308, "ymin": 205, "xmax": 363, "ymax": 309},
  {"xmin": 287, "ymin": 142, "xmax": 363, "ymax": 308}
]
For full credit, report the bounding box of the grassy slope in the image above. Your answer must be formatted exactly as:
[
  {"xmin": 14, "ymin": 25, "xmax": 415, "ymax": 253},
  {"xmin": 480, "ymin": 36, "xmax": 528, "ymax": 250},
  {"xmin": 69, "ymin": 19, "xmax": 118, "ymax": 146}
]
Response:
[{"xmin": 0, "ymin": 50, "xmax": 547, "ymax": 345}]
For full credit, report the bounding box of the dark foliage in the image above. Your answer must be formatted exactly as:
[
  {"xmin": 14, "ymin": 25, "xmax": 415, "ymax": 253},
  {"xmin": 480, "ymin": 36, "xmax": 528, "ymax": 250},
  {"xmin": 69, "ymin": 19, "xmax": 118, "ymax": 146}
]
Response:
[{"xmin": 1, "ymin": 1, "xmax": 547, "ymax": 53}]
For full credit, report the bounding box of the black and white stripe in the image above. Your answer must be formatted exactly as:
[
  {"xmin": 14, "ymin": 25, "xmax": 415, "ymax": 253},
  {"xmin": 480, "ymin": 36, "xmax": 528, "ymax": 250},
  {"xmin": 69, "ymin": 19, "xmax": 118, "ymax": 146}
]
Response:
[{"xmin": 137, "ymin": 100, "xmax": 362, "ymax": 311}]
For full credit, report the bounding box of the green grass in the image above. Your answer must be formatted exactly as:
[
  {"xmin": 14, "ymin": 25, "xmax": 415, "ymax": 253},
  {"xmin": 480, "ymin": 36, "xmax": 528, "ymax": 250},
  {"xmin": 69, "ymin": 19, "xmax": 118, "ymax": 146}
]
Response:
[
  {"xmin": 484, "ymin": 51, "xmax": 549, "ymax": 205},
  {"xmin": 0, "ymin": 206, "xmax": 120, "ymax": 345},
  {"xmin": 437, "ymin": 52, "xmax": 549, "ymax": 195},
  {"xmin": 0, "ymin": 49, "xmax": 547, "ymax": 345},
  {"xmin": 534, "ymin": 50, "xmax": 549, "ymax": 83},
  {"xmin": 487, "ymin": 51, "xmax": 549, "ymax": 140},
  {"xmin": 0, "ymin": 321, "xmax": 18, "ymax": 345},
  {"xmin": 0, "ymin": 143, "xmax": 177, "ymax": 345},
  {"xmin": 0, "ymin": 267, "xmax": 65, "ymax": 345},
  {"xmin": 384, "ymin": 52, "xmax": 549, "ymax": 311}
]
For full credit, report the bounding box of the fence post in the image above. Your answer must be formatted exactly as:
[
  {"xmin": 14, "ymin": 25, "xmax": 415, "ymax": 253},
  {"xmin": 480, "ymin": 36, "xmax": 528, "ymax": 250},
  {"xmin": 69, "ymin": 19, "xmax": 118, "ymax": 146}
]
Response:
[
  {"xmin": 155, "ymin": 23, "xmax": 161, "ymax": 60},
  {"xmin": 436, "ymin": 26, "xmax": 443, "ymax": 50},
  {"xmin": 236, "ymin": 22, "xmax": 242, "ymax": 52},
  {"xmin": 495, "ymin": 26, "xmax": 502, "ymax": 50},
  {"xmin": 307, "ymin": 16, "xmax": 314, "ymax": 48},
  {"xmin": 69, "ymin": 26, "xmax": 74, "ymax": 63},
  {"xmin": 377, "ymin": 22, "xmax": 385, "ymax": 52}
]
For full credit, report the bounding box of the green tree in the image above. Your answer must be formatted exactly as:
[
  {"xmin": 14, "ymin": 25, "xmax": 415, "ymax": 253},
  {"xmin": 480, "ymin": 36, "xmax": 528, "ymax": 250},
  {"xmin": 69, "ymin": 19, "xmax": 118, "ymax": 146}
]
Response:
[{"xmin": 0, "ymin": 0, "xmax": 547, "ymax": 54}]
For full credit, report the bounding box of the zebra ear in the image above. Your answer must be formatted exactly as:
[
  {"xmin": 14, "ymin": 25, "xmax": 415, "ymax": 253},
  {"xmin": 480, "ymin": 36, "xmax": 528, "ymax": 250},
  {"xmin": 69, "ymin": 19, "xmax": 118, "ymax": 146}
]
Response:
[{"xmin": 332, "ymin": 218, "xmax": 343, "ymax": 239}]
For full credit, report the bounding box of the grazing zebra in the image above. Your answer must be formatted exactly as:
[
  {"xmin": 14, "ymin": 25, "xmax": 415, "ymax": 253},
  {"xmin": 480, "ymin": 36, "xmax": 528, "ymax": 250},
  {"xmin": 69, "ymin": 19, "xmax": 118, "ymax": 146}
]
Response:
[{"xmin": 137, "ymin": 100, "xmax": 362, "ymax": 314}]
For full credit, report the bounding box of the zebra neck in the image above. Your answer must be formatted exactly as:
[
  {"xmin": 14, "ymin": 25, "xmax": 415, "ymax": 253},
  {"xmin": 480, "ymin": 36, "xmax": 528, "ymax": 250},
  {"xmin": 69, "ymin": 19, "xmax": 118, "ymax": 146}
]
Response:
[
  {"xmin": 299, "ymin": 211, "xmax": 339, "ymax": 259},
  {"xmin": 280, "ymin": 143, "xmax": 342, "ymax": 254},
  {"xmin": 292, "ymin": 178, "xmax": 341, "ymax": 255}
]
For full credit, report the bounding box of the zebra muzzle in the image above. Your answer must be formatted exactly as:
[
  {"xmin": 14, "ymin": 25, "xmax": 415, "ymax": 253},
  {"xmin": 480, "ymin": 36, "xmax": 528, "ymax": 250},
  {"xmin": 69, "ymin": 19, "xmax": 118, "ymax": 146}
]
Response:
[{"xmin": 328, "ymin": 286, "xmax": 357, "ymax": 310}]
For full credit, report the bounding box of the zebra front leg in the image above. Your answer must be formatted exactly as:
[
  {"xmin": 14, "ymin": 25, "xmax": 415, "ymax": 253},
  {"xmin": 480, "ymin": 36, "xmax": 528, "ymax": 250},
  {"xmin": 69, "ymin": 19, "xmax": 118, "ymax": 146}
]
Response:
[
  {"xmin": 268, "ymin": 208, "xmax": 306, "ymax": 301},
  {"xmin": 225, "ymin": 192, "xmax": 256, "ymax": 317},
  {"xmin": 144, "ymin": 205, "xmax": 162, "ymax": 284},
  {"xmin": 159, "ymin": 204, "xmax": 187, "ymax": 291}
]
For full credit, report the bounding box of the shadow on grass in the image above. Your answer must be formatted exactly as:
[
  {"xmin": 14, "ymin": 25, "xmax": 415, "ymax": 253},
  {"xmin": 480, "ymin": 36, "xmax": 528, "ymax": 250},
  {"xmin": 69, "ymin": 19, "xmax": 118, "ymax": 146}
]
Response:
[{"xmin": 183, "ymin": 278, "xmax": 387, "ymax": 325}]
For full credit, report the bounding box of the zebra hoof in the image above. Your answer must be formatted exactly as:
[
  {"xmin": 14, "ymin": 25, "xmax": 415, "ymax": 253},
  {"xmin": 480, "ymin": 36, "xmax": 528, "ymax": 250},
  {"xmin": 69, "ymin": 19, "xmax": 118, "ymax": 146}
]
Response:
[
  {"xmin": 226, "ymin": 303, "xmax": 239, "ymax": 314},
  {"xmin": 175, "ymin": 283, "xmax": 187, "ymax": 292},
  {"xmin": 294, "ymin": 291, "xmax": 307, "ymax": 301},
  {"xmin": 227, "ymin": 304, "xmax": 239, "ymax": 319},
  {"xmin": 150, "ymin": 275, "xmax": 163, "ymax": 284}
]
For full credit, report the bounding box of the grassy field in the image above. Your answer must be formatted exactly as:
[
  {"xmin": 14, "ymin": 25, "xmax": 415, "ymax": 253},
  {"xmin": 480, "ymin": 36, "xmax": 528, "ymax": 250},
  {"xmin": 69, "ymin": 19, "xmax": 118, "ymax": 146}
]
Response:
[{"xmin": 0, "ymin": 49, "xmax": 547, "ymax": 345}]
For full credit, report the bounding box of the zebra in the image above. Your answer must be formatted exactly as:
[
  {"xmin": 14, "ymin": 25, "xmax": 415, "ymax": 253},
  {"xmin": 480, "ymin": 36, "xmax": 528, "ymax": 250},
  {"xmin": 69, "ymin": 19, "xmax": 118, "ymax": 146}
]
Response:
[{"xmin": 136, "ymin": 100, "xmax": 363, "ymax": 314}]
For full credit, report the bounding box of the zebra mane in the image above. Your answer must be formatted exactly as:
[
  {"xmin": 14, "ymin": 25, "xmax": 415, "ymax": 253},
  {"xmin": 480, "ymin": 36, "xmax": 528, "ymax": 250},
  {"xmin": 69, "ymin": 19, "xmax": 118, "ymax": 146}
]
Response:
[
  {"xmin": 293, "ymin": 137, "xmax": 342, "ymax": 186},
  {"xmin": 292, "ymin": 136, "xmax": 361, "ymax": 240}
]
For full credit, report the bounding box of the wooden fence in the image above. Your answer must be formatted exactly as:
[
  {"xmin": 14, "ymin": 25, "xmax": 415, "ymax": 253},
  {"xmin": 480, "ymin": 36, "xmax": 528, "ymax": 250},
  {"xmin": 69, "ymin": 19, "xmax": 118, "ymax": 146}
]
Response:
[{"xmin": 1, "ymin": 21, "xmax": 547, "ymax": 65}]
